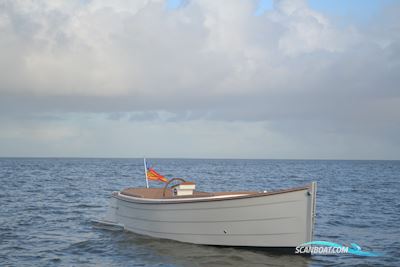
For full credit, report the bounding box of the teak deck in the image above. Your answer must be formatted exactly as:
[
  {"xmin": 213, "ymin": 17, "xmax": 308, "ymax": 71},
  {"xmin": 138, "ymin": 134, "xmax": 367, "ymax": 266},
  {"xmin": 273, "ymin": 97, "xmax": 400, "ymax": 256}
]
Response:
[
  {"xmin": 120, "ymin": 188, "xmax": 255, "ymax": 199},
  {"xmin": 120, "ymin": 186, "xmax": 311, "ymax": 200}
]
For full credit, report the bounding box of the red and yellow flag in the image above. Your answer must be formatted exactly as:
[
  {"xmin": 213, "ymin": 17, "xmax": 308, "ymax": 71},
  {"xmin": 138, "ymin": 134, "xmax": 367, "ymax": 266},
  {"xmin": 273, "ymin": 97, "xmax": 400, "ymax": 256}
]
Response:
[{"xmin": 147, "ymin": 167, "xmax": 168, "ymax": 183}]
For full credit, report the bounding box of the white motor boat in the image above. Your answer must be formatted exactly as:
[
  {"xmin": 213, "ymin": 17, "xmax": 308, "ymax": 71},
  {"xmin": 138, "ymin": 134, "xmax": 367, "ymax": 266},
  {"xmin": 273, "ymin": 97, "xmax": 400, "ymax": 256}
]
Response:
[{"xmin": 98, "ymin": 164, "xmax": 317, "ymax": 251}]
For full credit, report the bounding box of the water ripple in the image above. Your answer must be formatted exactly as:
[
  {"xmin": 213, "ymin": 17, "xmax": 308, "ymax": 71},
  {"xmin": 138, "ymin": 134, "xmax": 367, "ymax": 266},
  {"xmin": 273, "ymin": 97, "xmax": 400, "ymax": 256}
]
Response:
[{"xmin": 0, "ymin": 158, "xmax": 399, "ymax": 266}]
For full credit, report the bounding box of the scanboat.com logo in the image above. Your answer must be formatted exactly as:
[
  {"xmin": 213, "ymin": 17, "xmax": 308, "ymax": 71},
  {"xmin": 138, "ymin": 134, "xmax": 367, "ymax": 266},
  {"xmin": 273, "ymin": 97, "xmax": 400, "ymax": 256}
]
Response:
[{"xmin": 295, "ymin": 241, "xmax": 380, "ymax": 256}]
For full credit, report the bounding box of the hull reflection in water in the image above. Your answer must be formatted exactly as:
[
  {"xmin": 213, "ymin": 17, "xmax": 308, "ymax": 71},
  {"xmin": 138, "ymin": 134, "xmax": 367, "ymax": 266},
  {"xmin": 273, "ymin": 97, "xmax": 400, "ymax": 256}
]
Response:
[{"xmin": 111, "ymin": 230, "xmax": 313, "ymax": 266}]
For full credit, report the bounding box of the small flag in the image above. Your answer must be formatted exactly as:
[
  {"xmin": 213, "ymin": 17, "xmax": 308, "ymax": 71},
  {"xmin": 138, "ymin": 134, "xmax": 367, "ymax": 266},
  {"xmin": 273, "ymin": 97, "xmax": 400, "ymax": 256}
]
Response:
[{"xmin": 147, "ymin": 167, "xmax": 168, "ymax": 183}]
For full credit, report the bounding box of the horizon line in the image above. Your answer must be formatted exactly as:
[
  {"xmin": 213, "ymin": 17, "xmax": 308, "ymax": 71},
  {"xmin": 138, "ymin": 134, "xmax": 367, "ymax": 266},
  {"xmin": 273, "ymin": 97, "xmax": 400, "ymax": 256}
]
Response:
[{"xmin": 0, "ymin": 156, "xmax": 399, "ymax": 161}]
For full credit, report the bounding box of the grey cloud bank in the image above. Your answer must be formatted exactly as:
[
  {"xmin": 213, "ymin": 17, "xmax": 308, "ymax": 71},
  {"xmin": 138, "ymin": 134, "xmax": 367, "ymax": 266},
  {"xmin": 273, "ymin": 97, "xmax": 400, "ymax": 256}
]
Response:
[{"xmin": 0, "ymin": 0, "xmax": 399, "ymax": 159}]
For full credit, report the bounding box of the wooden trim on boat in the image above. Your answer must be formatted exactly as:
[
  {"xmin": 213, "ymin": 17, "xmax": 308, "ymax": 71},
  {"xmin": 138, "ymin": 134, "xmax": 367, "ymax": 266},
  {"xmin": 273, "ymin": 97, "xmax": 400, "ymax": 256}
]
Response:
[{"xmin": 115, "ymin": 184, "xmax": 311, "ymax": 204}]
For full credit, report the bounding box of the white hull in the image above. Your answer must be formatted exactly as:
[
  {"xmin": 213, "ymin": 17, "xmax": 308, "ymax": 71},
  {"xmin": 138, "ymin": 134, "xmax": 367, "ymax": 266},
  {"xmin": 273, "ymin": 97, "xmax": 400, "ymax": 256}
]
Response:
[{"xmin": 104, "ymin": 183, "xmax": 316, "ymax": 248}]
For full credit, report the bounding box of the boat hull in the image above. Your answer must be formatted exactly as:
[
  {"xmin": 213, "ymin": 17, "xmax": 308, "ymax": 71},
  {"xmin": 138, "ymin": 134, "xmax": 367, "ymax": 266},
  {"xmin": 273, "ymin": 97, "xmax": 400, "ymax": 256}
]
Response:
[{"xmin": 104, "ymin": 183, "xmax": 316, "ymax": 248}]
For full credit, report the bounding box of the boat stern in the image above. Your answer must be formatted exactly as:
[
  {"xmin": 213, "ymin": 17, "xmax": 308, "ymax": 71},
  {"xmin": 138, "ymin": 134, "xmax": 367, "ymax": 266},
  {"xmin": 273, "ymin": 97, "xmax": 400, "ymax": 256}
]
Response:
[{"xmin": 306, "ymin": 182, "xmax": 317, "ymax": 243}]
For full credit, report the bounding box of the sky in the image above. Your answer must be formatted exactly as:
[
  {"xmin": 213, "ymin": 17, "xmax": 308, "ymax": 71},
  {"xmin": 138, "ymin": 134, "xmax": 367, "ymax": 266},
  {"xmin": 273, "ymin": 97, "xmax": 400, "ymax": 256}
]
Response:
[{"xmin": 0, "ymin": 0, "xmax": 399, "ymax": 159}]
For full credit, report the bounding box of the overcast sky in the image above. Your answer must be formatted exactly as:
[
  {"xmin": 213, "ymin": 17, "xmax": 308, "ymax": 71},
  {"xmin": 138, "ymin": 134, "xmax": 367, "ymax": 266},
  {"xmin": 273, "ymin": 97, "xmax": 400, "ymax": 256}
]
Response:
[{"xmin": 0, "ymin": 0, "xmax": 399, "ymax": 159}]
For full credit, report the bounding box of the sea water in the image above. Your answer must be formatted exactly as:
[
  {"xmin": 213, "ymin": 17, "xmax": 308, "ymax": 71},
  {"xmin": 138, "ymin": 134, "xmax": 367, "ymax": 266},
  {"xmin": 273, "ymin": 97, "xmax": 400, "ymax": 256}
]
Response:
[{"xmin": 1, "ymin": 158, "xmax": 399, "ymax": 266}]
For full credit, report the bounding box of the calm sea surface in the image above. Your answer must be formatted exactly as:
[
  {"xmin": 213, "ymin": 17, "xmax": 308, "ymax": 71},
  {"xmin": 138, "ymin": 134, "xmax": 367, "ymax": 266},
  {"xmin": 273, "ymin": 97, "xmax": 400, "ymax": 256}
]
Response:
[{"xmin": 1, "ymin": 158, "xmax": 399, "ymax": 266}]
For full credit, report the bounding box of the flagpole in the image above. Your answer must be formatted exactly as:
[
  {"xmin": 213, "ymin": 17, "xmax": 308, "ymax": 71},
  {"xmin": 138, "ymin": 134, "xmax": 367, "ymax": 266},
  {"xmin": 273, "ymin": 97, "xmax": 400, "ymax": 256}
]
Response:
[{"xmin": 143, "ymin": 157, "xmax": 149, "ymax": 188}]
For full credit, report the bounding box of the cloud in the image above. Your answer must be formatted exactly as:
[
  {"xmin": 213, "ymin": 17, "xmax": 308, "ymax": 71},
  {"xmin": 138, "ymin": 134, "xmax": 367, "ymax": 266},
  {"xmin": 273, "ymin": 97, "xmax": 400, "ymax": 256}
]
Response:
[
  {"xmin": 1, "ymin": 1, "xmax": 397, "ymax": 101},
  {"xmin": 0, "ymin": 0, "xmax": 399, "ymax": 158}
]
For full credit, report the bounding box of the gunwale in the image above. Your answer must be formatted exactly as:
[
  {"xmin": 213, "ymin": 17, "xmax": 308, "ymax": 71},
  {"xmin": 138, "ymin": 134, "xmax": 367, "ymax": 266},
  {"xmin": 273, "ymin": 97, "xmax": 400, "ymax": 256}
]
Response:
[{"xmin": 116, "ymin": 185, "xmax": 311, "ymax": 205}]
